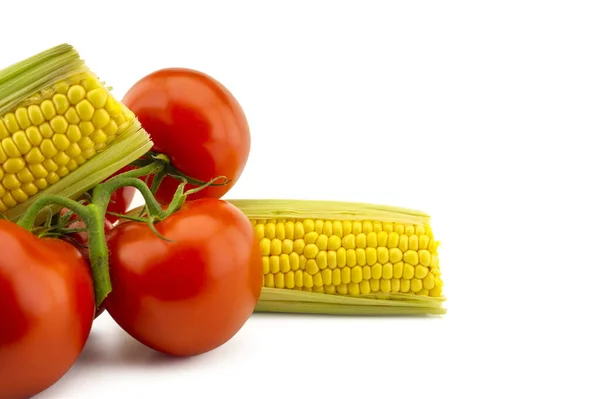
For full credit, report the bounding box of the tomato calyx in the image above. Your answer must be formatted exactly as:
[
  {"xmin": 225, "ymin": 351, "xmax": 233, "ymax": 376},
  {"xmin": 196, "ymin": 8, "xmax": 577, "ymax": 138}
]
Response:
[{"xmin": 125, "ymin": 150, "xmax": 232, "ymax": 196}]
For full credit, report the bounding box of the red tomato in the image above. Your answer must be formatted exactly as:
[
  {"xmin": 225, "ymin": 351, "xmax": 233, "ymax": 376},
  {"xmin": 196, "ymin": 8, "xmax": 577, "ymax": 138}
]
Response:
[
  {"xmin": 104, "ymin": 198, "xmax": 262, "ymax": 357},
  {"xmin": 121, "ymin": 68, "xmax": 251, "ymax": 204},
  {"xmin": 0, "ymin": 220, "xmax": 95, "ymax": 399}
]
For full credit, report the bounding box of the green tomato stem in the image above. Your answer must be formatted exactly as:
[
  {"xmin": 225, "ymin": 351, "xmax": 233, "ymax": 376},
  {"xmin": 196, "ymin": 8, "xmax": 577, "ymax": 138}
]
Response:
[{"xmin": 16, "ymin": 195, "xmax": 111, "ymax": 307}]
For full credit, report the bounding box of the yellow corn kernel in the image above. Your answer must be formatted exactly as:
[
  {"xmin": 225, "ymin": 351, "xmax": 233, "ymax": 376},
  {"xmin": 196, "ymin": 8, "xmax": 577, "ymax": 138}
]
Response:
[
  {"xmin": 415, "ymin": 265, "xmax": 429, "ymax": 279},
  {"xmin": 399, "ymin": 235, "xmax": 409, "ymax": 252},
  {"xmin": 53, "ymin": 152, "xmax": 70, "ymax": 166},
  {"xmin": 356, "ymin": 248, "xmax": 366, "ymax": 265},
  {"xmin": 346, "ymin": 249, "xmax": 356, "ymax": 267},
  {"xmin": 11, "ymin": 189, "xmax": 28, "ymax": 203},
  {"xmin": 65, "ymin": 107, "xmax": 81, "ymax": 124},
  {"xmin": 336, "ymin": 248, "xmax": 346, "ymax": 268},
  {"xmin": 293, "ymin": 239, "xmax": 305, "ymax": 254},
  {"xmin": 22, "ymin": 182, "xmax": 38, "ymax": 196},
  {"xmin": 423, "ymin": 273, "xmax": 435, "ymax": 290},
  {"xmin": 105, "ymin": 96, "xmax": 122, "ymax": 117},
  {"xmin": 3, "ymin": 174, "xmax": 20, "ymax": 190},
  {"xmin": 275, "ymin": 222, "xmax": 286, "ymax": 240},
  {"xmin": 274, "ymin": 272, "xmax": 285, "ymax": 288},
  {"xmin": 76, "ymin": 100, "xmax": 95, "ymax": 121},
  {"xmin": 56, "ymin": 166, "xmax": 69, "ymax": 177},
  {"xmin": 316, "ymin": 234, "xmax": 328, "ymax": 250},
  {"xmin": 39, "ymin": 122, "xmax": 53, "ymax": 138},
  {"xmin": 2, "ymin": 192, "xmax": 17, "ymax": 207},
  {"xmin": 67, "ymin": 85, "xmax": 86, "ymax": 104},
  {"xmin": 303, "ymin": 244, "xmax": 318, "ymax": 259},
  {"xmin": 78, "ymin": 136, "xmax": 95, "ymax": 150},
  {"xmin": 316, "ymin": 251, "xmax": 328, "ymax": 269},
  {"xmin": 362, "ymin": 266, "xmax": 371, "ymax": 280},
  {"xmin": 359, "ymin": 280, "xmax": 370, "ymax": 294},
  {"xmin": 327, "ymin": 235, "xmax": 341, "ymax": 251},
  {"xmin": 42, "ymin": 159, "xmax": 58, "ymax": 172},
  {"xmin": 303, "ymin": 272, "xmax": 313, "ymax": 288},
  {"xmin": 81, "ymin": 148, "xmax": 96, "ymax": 159},
  {"xmin": 3, "ymin": 113, "xmax": 19, "ymax": 133},
  {"xmin": 280, "ymin": 254, "xmax": 290, "ymax": 273},
  {"xmin": 342, "ymin": 234, "xmax": 355, "ymax": 249},
  {"xmin": 80, "ymin": 121, "xmax": 95, "ymax": 135},
  {"xmin": 382, "ymin": 262, "xmax": 393, "ymax": 279},
  {"xmin": 92, "ymin": 109, "xmax": 110, "ymax": 129},
  {"xmin": 370, "ymin": 279, "xmax": 380, "ymax": 292},
  {"xmin": 52, "ymin": 134, "xmax": 70, "ymax": 151},
  {"xmin": 356, "ymin": 233, "xmax": 366, "ymax": 248},
  {"xmin": 403, "ymin": 264, "xmax": 415, "ymax": 279},
  {"xmin": 66, "ymin": 159, "xmax": 78, "ymax": 171},
  {"xmin": 351, "ymin": 266, "xmax": 362, "ymax": 283},
  {"xmin": 33, "ymin": 178, "xmax": 48, "ymax": 190},
  {"xmin": 327, "ymin": 250, "xmax": 337, "ymax": 269},
  {"xmin": 290, "ymin": 253, "xmax": 300, "ymax": 271},
  {"xmin": 284, "ymin": 271, "xmax": 295, "ymax": 289},
  {"xmin": 15, "ymin": 108, "xmax": 31, "ymax": 129},
  {"xmin": 3, "ymin": 158, "xmax": 25, "ymax": 174},
  {"xmin": 0, "ymin": 147, "xmax": 6, "ymax": 163},
  {"xmin": 53, "ymin": 94, "xmax": 70, "ymax": 114},
  {"xmin": 40, "ymin": 100, "xmax": 56, "ymax": 120},
  {"xmin": 29, "ymin": 164, "xmax": 48, "ymax": 178},
  {"xmin": 2, "ymin": 138, "xmax": 21, "ymax": 158},
  {"xmin": 393, "ymin": 262, "xmax": 404, "ymax": 279},
  {"xmin": 80, "ymin": 76, "xmax": 100, "ymax": 91},
  {"xmin": 40, "ymin": 139, "xmax": 58, "ymax": 158},
  {"xmin": 54, "ymin": 81, "xmax": 69, "ymax": 94},
  {"xmin": 87, "ymin": 88, "xmax": 108, "ymax": 109},
  {"xmin": 264, "ymin": 274, "xmax": 274, "ymax": 288},
  {"xmin": 50, "ymin": 116, "xmax": 68, "ymax": 135},
  {"xmin": 282, "ymin": 239, "xmax": 293, "ymax": 255},
  {"xmin": 25, "ymin": 126, "xmax": 43, "ymax": 146},
  {"xmin": 365, "ymin": 247, "xmax": 377, "ymax": 265},
  {"xmin": 409, "ymin": 235, "xmax": 419, "ymax": 251},
  {"xmin": 377, "ymin": 247, "xmax": 389, "ymax": 264},
  {"xmin": 366, "ymin": 232, "xmax": 377, "ymax": 247},
  {"xmin": 404, "ymin": 250, "xmax": 419, "ymax": 266},
  {"xmin": 306, "ymin": 259, "xmax": 319, "ymax": 275},
  {"xmin": 419, "ymin": 250, "xmax": 431, "ymax": 267},
  {"xmin": 0, "ymin": 120, "xmax": 8, "ymax": 139},
  {"xmin": 411, "ymin": 279, "xmax": 423, "ymax": 293},
  {"xmin": 284, "ymin": 221, "xmax": 294, "ymax": 239},
  {"xmin": 371, "ymin": 263, "xmax": 382, "ymax": 279}
]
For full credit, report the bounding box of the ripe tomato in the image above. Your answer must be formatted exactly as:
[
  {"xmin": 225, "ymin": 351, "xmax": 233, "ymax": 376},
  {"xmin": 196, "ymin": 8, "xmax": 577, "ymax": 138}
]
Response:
[
  {"xmin": 104, "ymin": 198, "xmax": 262, "ymax": 357},
  {"xmin": 121, "ymin": 68, "xmax": 251, "ymax": 204},
  {"xmin": 0, "ymin": 220, "xmax": 95, "ymax": 399}
]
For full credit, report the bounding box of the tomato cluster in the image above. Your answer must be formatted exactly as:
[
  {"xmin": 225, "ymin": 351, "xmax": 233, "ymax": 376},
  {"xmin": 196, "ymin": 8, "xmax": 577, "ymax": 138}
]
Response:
[{"xmin": 0, "ymin": 69, "xmax": 262, "ymax": 398}]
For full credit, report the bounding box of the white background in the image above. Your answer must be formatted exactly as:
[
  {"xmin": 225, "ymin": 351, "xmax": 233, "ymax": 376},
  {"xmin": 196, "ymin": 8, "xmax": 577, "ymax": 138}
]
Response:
[{"xmin": 2, "ymin": 1, "xmax": 600, "ymax": 398}]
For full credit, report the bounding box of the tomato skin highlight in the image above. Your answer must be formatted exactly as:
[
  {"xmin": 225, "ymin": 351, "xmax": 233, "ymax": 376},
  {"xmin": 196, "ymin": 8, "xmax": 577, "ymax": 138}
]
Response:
[
  {"xmin": 104, "ymin": 198, "xmax": 263, "ymax": 357},
  {"xmin": 122, "ymin": 68, "xmax": 251, "ymax": 203},
  {"xmin": 0, "ymin": 220, "xmax": 95, "ymax": 399}
]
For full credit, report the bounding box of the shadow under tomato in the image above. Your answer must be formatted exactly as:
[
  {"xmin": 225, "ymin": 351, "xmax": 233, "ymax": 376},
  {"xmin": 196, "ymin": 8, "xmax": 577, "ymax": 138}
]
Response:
[{"xmin": 77, "ymin": 330, "xmax": 194, "ymax": 369}]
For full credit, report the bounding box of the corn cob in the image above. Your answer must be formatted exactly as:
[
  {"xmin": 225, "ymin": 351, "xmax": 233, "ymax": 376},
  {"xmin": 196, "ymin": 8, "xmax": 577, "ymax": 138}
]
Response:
[
  {"xmin": 228, "ymin": 199, "xmax": 446, "ymax": 315},
  {"xmin": 0, "ymin": 44, "xmax": 152, "ymax": 221}
]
